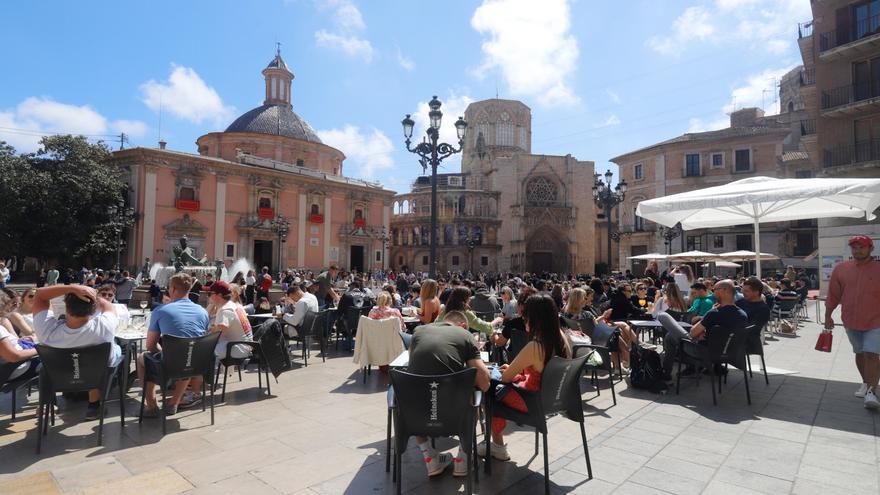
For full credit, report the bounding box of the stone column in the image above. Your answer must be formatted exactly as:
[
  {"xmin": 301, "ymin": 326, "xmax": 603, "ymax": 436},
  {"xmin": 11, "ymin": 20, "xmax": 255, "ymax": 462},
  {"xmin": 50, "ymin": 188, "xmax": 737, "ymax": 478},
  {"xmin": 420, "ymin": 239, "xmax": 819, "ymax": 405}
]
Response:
[
  {"xmin": 214, "ymin": 176, "xmax": 227, "ymax": 260},
  {"xmin": 297, "ymin": 193, "xmax": 306, "ymax": 267},
  {"xmin": 383, "ymin": 204, "xmax": 391, "ymax": 270},
  {"xmin": 323, "ymin": 195, "xmax": 332, "ymax": 267},
  {"xmin": 143, "ymin": 165, "xmax": 158, "ymax": 262}
]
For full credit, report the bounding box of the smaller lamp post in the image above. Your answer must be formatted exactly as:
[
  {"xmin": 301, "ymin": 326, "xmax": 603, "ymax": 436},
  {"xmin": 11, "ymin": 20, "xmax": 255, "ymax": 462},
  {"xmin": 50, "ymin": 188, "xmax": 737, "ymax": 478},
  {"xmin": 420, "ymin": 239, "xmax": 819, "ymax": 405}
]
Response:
[
  {"xmin": 377, "ymin": 228, "xmax": 391, "ymax": 271},
  {"xmin": 592, "ymin": 170, "xmax": 627, "ymax": 274},
  {"xmin": 272, "ymin": 216, "xmax": 290, "ymax": 275},
  {"xmin": 660, "ymin": 224, "xmax": 682, "ymax": 255},
  {"xmin": 109, "ymin": 200, "xmax": 135, "ymax": 270}
]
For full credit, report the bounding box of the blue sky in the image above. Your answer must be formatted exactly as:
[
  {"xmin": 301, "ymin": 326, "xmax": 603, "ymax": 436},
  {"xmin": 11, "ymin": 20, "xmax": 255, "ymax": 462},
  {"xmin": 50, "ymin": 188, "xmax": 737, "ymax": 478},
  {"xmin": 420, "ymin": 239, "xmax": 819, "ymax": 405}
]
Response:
[{"xmin": 0, "ymin": 0, "xmax": 810, "ymax": 192}]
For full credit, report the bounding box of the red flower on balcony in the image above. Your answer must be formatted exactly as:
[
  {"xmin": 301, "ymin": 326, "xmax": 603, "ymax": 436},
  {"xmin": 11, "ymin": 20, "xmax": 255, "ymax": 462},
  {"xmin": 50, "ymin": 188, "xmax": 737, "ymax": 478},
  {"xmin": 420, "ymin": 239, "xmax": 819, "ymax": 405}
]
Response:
[
  {"xmin": 258, "ymin": 207, "xmax": 275, "ymax": 219},
  {"xmin": 176, "ymin": 199, "xmax": 200, "ymax": 211},
  {"xmin": 309, "ymin": 213, "xmax": 324, "ymax": 224},
  {"xmin": 354, "ymin": 218, "xmax": 366, "ymax": 228}
]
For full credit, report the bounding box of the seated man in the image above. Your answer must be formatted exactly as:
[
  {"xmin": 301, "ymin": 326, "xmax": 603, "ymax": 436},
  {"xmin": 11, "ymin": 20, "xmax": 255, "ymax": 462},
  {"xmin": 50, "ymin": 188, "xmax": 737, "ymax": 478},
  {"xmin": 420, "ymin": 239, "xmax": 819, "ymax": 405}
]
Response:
[
  {"xmin": 736, "ymin": 277, "xmax": 771, "ymax": 332},
  {"xmin": 659, "ymin": 280, "xmax": 747, "ymax": 379},
  {"xmin": 282, "ymin": 284, "xmax": 319, "ymax": 337},
  {"xmin": 32, "ymin": 284, "xmax": 123, "ymax": 420},
  {"xmin": 138, "ymin": 272, "xmax": 209, "ymax": 416},
  {"xmin": 407, "ymin": 311, "xmax": 490, "ymax": 478},
  {"xmin": 687, "ymin": 282, "xmax": 716, "ymax": 321}
]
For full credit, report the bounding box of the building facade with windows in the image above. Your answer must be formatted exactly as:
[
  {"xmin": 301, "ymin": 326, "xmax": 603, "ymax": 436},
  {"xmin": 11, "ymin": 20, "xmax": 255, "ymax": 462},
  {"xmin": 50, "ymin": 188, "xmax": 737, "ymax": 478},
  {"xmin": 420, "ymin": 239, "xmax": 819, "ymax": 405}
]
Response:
[
  {"xmin": 109, "ymin": 51, "xmax": 395, "ymax": 273},
  {"xmin": 797, "ymin": 0, "xmax": 880, "ymax": 293},
  {"xmin": 611, "ymin": 107, "xmax": 822, "ymax": 277},
  {"xmin": 389, "ymin": 98, "xmax": 598, "ymax": 275}
]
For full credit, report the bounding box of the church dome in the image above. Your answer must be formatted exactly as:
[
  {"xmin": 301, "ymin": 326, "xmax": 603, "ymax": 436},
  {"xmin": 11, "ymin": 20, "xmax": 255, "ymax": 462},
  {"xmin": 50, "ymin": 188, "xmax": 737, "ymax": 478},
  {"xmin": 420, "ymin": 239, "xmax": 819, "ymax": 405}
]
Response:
[{"xmin": 224, "ymin": 104, "xmax": 323, "ymax": 144}]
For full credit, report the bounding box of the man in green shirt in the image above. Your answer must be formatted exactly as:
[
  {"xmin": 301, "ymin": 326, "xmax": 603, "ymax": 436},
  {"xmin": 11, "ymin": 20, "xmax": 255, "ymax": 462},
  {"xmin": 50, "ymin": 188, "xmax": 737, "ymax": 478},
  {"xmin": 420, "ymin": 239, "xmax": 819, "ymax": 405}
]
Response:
[{"xmin": 688, "ymin": 282, "xmax": 716, "ymax": 320}]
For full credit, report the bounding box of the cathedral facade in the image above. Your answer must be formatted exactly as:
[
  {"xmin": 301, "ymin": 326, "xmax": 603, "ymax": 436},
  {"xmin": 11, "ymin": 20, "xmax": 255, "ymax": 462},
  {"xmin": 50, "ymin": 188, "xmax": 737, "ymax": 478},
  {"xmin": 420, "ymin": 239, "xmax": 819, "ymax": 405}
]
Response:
[{"xmin": 389, "ymin": 98, "xmax": 597, "ymax": 275}]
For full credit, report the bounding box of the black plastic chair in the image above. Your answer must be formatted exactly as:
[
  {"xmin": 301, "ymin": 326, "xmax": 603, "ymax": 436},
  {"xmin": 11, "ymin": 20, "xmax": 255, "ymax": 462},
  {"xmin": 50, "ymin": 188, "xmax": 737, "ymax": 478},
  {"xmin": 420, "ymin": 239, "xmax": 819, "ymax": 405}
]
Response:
[
  {"xmin": 291, "ymin": 310, "xmax": 329, "ymax": 366},
  {"xmin": 213, "ymin": 336, "xmax": 271, "ymax": 403},
  {"xmin": 138, "ymin": 333, "xmax": 220, "ymax": 434},
  {"xmin": 390, "ymin": 368, "xmax": 479, "ymax": 495},
  {"xmin": 676, "ymin": 325, "xmax": 751, "ymax": 406},
  {"xmin": 485, "ymin": 353, "xmax": 593, "ymax": 494},
  {"xmin": 770, "ymin": 298, "xmax": 799, "ymax": 334},
  {"xmin": 338, "ymin": 306, "xmax": 362, "ymax": 351},
  {"xmin": 505, "ymin": 327, "xmax": 529, "ymax": 363},
  {"xmin": 34, "ymin": 342, "xmax": 123, "ymax": 453},
  {"xmin": 0, "ymin": 360, "xmax": 38, "ymax": 421},
  {"xmin": 744, "ymin": 324, "xmax": 769, "ymax": 385},
  {"xmin": 565, "ymin": 318, "xmax": 620, "ymax": 405}
]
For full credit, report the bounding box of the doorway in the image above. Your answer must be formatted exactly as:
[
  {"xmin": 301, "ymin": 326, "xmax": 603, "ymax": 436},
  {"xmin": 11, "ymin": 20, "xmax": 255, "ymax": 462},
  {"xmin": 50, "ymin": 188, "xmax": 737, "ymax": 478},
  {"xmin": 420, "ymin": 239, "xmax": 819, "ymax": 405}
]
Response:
[
  {"xmin": 530, "ymin": 252, "xmax": 554, "ymax": 274},
  {"xmin": 253, "ymin": 240, "xmax": 273, "ymax": 273},
  {"xmin": 349, "ymin": 245, "xmax": 364, "ymax": 272}
]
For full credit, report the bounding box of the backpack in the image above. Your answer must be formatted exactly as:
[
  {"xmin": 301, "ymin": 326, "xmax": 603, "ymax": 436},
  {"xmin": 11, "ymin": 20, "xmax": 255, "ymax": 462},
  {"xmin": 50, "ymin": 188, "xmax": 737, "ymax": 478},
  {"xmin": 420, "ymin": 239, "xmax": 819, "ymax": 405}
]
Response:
[{"xmin": 629, "ymin": 342, "xmax": 667, "ymax": 393}]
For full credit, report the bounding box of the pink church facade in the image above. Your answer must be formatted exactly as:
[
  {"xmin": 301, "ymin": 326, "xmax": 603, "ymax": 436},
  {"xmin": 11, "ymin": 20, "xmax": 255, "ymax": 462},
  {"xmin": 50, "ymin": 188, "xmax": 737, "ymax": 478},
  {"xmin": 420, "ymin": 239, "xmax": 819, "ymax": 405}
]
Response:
[{"xmin": 109, "ymin": 52, "xmax": 395, "ymax": 273}]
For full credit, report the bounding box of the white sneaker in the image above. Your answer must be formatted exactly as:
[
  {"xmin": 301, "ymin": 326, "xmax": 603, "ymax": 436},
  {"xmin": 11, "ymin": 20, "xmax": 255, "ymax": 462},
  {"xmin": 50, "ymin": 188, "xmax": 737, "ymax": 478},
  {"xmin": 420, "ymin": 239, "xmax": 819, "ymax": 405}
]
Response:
[
  {"xmin": 453, "ymin": 449, "xmax": 468, "ymax": 477},
  {"xmin": 864, "ymin": 390, "xmax": 880, "ymax": 410},
  {"xmin": 423, "ymin": 450, "xmax": 452, "ymax": 476},
  {"xmin": 476, "ymin": 440, "xmax": 510, "ymax": 461},
  {"xmin": 855, "ymin": 383, "xmax": 869, "ymax": 398}
]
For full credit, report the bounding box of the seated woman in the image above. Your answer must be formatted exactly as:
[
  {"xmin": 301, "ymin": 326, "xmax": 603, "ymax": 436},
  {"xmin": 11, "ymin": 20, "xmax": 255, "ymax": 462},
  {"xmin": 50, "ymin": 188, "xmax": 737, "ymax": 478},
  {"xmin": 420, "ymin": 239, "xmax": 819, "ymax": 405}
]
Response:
[
  {"xmin": 651, "ymin": 282, "xmax": 688, "ymax": 319},
  {"xmin": 492, "ymin": 287, "xmax": 536, "ymax": 357},
  {"xmin": 416, "ymin": 279, "xmax": 441, "ymax": 325},
  {"xmin": 630, "ymin": 283, "xmax": 651, "ymax": 312},
  {"xmin": 609, "ymin": 283, "xmax": 647, "ymax": 321},
  {"xmin": 368, "ymin": 291, "xmax": 405, "ymax": 331},
  {"xmin": 478, "ymin": 293, "xmax": 571, "ymax": 461},
  {"xmin": 436, "ymin": 287, "xmax": 503, "ymax": 337},
  {"xmin": 565, "ymin": 287, "xmax": 638, "ymax": 372},
  {"xmin": 2, "ymin": 288, "xmax": 35, "ymax": 337},
  {"xmin": 499, "ymin": 287, "xmax": 517, "ymax": 321}
]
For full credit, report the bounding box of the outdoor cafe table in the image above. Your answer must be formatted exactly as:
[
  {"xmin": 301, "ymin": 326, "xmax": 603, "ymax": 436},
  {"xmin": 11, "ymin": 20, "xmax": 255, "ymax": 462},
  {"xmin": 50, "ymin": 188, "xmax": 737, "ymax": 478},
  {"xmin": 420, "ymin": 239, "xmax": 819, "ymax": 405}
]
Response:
[
  {"xmin": 115, "ymin": 327, "xmax": 148, "ymax": 392},
  {"xmin": 628, "ymin": 319, "xmax": 692, "ymax": 346},
  {"xmin": 389, "ymin": 350, "xmax": 491, "ymax": 368}
]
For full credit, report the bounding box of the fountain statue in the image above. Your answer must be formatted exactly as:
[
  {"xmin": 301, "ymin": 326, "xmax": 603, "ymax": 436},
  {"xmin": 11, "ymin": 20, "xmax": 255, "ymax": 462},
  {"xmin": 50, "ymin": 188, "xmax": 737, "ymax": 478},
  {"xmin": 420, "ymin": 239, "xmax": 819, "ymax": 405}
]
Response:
[
  {"xmin": 140, "ymin": 257, "xmax": 151, "ymax": 281},
  {"xmin": 214, "ymin": 259, "xmax": 224, "ymax": 281},
  {"xmin": 172, "ymin": 235, "xmax": 209, "ymax": 272}
]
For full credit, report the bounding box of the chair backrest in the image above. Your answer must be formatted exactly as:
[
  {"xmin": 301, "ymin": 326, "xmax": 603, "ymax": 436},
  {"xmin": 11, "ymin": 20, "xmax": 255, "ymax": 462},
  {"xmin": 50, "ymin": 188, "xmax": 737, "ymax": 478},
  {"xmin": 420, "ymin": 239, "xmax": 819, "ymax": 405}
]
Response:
[
  {"xmin": 701, "ymin": 326, "xmax": 736, "ymax": 363},
  {"xmin": 299, "ymin": 310, "xmax": 320, "ymax": 336},
  {"xmin": 538, "ymin": 353, "xmax": 591, "ymax": 422},
  {"xmin": 0, "ymin": 361, "xmax": 29, "ymax": 387},
  {"xmin": 773, "ymin": 298, "xmax": 798, "ymax": 313},
  {"xmin": 723, "ymin": 325, "xmax": 751, "ymax": 369},
  {"xmin": 35, "ymin": 342, "xmax": 111, "ymax": 393},
  {"xmin": 345, "ymin": 306, "xmax": 362, "ymax": 331},
  {"xmin": 257, "ymin": 318, "xmax": 292, "ymax": 377},
  {"xmin": 560, "ymin": 316, "xmax": 581, "ymax": 332},
  {"xmin": 390, "ymin": 368, "xmax": 477, "ymax": 438},
  {"xmin": 161, "ymin": 333, "xmax": 221, "ymax": 380},
  {"xmin": 507, "ymin": 328, "xmax": 530, "ymax": 361}
]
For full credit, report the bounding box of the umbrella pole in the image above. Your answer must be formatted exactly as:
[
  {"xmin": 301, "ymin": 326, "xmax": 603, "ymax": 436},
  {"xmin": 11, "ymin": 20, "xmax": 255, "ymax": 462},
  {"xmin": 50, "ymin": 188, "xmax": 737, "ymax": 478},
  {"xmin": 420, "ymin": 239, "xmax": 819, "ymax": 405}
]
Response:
[{"xmin": 753, "ymin": 219, "xmax": 761, "ymax": 277}]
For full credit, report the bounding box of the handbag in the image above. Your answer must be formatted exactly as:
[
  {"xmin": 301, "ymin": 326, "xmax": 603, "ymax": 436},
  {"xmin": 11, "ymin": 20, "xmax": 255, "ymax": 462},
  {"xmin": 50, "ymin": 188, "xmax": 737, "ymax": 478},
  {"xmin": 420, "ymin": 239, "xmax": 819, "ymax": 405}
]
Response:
[{"xmin": 814, "ymin": 330, "xmax": 833, "ymax": 353}]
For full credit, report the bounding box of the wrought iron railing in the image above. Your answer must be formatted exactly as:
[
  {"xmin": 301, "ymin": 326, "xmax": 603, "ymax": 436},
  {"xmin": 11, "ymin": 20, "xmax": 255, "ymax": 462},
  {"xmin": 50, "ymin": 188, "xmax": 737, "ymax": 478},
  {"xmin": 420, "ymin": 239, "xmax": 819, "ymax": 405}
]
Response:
[
  {"xmin": 800, "ymin": 119, "xmax": 816, "ymax": 136},
  {"xmin": 821, "ymin": 81, "xmax": 880, "ymax": 110},
  {"xmin": 824, "ymin": 139, "xmax": 880, "ymax": 168},
  {"xmin": 799, "ymin": 67, "xmax": 815, "ymax": 86},
  {"xmin": 819, "ymin": 14, "xmax": 880, "ymax": 52},
  {"xmin": 798, "ymin": 21, "xmax": 813, "ymax": 39}
]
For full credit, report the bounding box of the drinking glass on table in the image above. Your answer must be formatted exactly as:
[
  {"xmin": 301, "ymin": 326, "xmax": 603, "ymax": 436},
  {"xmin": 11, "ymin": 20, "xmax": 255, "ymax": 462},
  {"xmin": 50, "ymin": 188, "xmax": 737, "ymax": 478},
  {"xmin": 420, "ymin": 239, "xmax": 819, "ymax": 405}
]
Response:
[{"xmin": 139, "ymin": 300, "xmax": 148, "ymax": 310}]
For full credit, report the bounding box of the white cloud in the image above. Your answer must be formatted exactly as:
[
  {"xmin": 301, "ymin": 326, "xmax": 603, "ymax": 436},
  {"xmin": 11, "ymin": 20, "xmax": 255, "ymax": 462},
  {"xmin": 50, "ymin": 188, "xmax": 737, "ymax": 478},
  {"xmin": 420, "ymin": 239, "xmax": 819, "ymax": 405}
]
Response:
[
  {"xmin": 647, "ymin": 6, "xmax": 715, "ymax": 55},
  {"xmin": 313, "ymin": 0, "xmax": 374, "ymax": 62},
  {"xmin": 687, "ymin": 117, "xmax": 729, "ymax": 133},
  {"xmin": 315, "ymin": 30, "xmax": 374, "ymax": 61},
  {"xmin": 723, "ymin": 66, "xmax": 794, "ymax": 114},
  {"xmin": 0, "ymin": 97, "xmax": 147, "ymax": 152},
  {"xmin": 139, "ymin": 65, "xmax": 234, "ymax": 126},
  {"xmin": 605, "ymin": 89, "xmax": 621, "ymax": 105},
  {"xmin": 471, "ymin": 0, "xmax": 579, "ymax": 107},
  {"xmin": 649, "ymin": 0, "xmax": 811, "ymax": 56},
  {"xmin": 317, "ymin": 125, "xmax": 394, "ymax": 179},
  {"xmin": 396, "ymin": 47, "xmax": 414, "ymax": 71},
  {"xmin": 601, "ymin": 114, "xmax": 621, "ymax": 127},
  {"xmin": 111, "ymin": 119, "xmax": 148, "ymax": 138}
]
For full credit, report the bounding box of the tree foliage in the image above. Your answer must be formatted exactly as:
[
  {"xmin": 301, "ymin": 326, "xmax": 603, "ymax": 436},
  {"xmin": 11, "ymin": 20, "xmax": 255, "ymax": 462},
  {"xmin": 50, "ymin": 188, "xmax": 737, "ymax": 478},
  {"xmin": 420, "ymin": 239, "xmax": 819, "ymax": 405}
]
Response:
[{"xmin": 0, "ymin": 136, "xmax": 132, "ymax": 266}]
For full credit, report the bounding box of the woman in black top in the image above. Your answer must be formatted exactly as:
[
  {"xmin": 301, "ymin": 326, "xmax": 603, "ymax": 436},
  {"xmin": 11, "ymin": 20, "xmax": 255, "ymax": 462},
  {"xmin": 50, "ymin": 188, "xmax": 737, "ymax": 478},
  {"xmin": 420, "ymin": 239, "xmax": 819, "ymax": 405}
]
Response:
[{"xmin": 609, "ymin": 283, "xmax": 647, "ymax": 321}]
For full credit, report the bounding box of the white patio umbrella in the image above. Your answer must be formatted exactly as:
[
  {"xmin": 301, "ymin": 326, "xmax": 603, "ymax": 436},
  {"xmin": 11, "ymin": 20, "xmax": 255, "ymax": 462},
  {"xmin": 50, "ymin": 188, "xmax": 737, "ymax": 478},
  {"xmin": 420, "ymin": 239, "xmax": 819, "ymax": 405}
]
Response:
[
  {"xmin": 636, "ymin": 177, "xmax": 880, "ymax": 275},
  {"xmin": 666, "ymin": 250, "xmax": 725, "ymax": 262},
  {"xmin": 717, "ymin": 250, "xmax": 779, "ymax": 261},
  {"xmin": 627, "ymin": 253, "xmax": 668, "ymax": 260},
  {"xmin": 702, "ymin": 261, "xmax": 741, "ymax": 268}
]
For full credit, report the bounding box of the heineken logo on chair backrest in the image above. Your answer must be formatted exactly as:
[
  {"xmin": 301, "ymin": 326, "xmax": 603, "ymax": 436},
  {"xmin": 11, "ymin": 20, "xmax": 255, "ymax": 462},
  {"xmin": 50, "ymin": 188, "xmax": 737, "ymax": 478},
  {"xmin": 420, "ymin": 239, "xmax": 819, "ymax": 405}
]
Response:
[
  {"xmin": 185, "ymin": 341, "xmax": 195, "ymax": 368},
  {"xmin": 71, "ymin": 353, "xmax": 81, "ymax": 381},
  {"xmin": 428, "ymin": 381, "xmax": 440, "ymax": 425}
]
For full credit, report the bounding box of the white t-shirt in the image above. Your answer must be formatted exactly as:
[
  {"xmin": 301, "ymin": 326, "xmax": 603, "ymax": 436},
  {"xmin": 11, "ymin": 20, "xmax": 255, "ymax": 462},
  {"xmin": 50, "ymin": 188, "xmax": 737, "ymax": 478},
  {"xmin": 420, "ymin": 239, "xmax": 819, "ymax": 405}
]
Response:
[
  {"xmin": 33, "ymin": 310, "xmax": 122, "ymax": 367},
  {"xmin": 0, "ymin": 326, "xmax": 29, "ymax": 380},
  {"xmin": 214, "ymin": 301, "xmax": 253, "ymax": 359}
]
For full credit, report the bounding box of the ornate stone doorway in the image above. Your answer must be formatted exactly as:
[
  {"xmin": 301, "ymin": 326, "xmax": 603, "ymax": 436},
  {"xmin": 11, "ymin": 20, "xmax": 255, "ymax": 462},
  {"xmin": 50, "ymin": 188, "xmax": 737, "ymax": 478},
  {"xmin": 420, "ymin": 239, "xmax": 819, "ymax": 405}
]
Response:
[{"xmin": 525, "ymin": 228, "xmax": 569, "ymax": 274}]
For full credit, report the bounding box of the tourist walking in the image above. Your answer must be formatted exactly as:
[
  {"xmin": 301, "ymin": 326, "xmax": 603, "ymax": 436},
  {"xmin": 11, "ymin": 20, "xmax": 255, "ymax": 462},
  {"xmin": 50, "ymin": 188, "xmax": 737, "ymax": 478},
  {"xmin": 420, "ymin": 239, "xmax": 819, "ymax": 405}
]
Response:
[{"xmin": 825, "ymin": 235, "xmax": 880, "ymax": 410}]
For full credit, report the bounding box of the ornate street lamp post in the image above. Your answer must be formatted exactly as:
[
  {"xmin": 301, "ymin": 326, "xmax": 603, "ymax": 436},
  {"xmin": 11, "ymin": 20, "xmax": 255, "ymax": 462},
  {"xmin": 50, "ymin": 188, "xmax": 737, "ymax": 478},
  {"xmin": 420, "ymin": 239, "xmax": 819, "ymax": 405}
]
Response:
[
  {"xmin": 108, "ymin": 199, "xmax": 135, "ymax": 270},
  {"xmin": 377, "ymin": 228, "xmax": 391, "ymax": 271},
  {"xmin": 592, "ymin": 169, "xmax": 627, "ymax": 275},
  {"xmin": 660, "ymin": 224, "xmax": 682, "ymax": 255},
  {"xmin": 466, "ymin": 235, "xmax": 477, "ymax": 275},
  {"xmin": 272, "ymin": 216, "xmax": 290, "ymax": 276},
  {"xmin": 401, "ymin": 96, "xmax": 467, "ymax": 278}
]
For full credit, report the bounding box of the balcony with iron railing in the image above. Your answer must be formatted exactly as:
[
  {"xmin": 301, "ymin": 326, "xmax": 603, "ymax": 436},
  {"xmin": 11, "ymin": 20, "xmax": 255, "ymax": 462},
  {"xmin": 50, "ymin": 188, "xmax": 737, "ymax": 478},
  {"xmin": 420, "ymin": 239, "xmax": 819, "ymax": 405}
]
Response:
[
  {"xmin": 800, "ymin": 119, "xmax": 816, "ymax": 136},
  {"xmin": 824, "ymin": 139, "xmax": 880, "ymax": 170},
  {"xmin": 821, "ymin": 81, "xmax": 880, "ymax": 116},
  {"xmin": 819, "ymin": 14, "xmax": 880, "ymax": 59},
  {"xmin": 799, "ymin": 67, "xmax": 815, "ymax": 86}
]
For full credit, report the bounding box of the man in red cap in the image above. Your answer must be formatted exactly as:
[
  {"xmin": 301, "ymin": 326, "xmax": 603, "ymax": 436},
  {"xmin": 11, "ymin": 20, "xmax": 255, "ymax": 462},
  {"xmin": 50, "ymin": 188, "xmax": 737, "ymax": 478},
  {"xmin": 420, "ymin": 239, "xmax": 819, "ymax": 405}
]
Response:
[{"xmin": 826, "ymin": 235, "xmax": 880, "ymax": 410}]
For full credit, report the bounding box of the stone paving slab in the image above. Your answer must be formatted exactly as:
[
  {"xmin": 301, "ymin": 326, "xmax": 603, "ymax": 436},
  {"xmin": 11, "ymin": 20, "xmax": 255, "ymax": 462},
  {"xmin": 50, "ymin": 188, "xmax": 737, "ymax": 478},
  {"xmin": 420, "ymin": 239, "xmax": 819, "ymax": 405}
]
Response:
[{"xmin": 0, "ymin": 302, "xmax": 877, "ymax": 494}]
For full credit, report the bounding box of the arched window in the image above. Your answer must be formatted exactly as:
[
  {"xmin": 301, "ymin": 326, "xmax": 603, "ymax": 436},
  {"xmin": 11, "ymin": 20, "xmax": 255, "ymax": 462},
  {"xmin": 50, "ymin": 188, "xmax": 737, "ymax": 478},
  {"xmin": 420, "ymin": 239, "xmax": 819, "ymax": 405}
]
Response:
[
  {"xmin": 525, "ymin": 177, "xmax": 558, "ymax": 205},
  {"xmin": 354, "ymin": 209, "xmax": 363, "ymax": 220},
  {"xmin": 634, "ymin": 208, "xmax": 645, "ymax": 231},
  {"xmin": 472, "ymin": 226, "xmax": 483, "ymax": 245},
  {"xmin": 444, "ymin": 225, "xmax": 454, "ymax": 245},
  {"xmin": 458, "ymin": 196, "xmax": 466, "ymax": 215},
  {"xmin": 310, "ymin": 204, "xmax": 319, "ymax": 215},
  {"xmin": 458, "ymin": 225, "xmax": 469, "ymax": 245},
  {"xmin": 496, "ymin": 122, "xmax": 514, "ymax": 146},
  {"xmin": 259, "ymin": 197, "xmax": 272, "ymax": 209},
  {"xmin": 179, "ymin": 187, "xmax": 195, "ymax": 201}
]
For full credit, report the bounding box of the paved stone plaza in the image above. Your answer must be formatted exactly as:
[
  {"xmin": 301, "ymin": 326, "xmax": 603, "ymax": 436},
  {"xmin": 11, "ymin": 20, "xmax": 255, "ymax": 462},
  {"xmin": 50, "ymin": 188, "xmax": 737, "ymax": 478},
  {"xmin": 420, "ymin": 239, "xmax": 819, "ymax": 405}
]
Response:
[{"xmin": 1, "ymin": 303, "xmax": 877, "ymax": 494}]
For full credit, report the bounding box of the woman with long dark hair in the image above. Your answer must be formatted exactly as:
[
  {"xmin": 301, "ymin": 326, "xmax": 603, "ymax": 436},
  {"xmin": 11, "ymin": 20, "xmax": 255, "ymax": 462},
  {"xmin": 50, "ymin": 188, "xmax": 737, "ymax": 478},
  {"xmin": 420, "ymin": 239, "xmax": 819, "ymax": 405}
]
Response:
[
  {"xmin": 436, "ymin": 286, "xmax": 502, "ymax": 336},
  {"xmin": 478, "ymin": 293, "xmax": 571, "ymax": 461}
]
